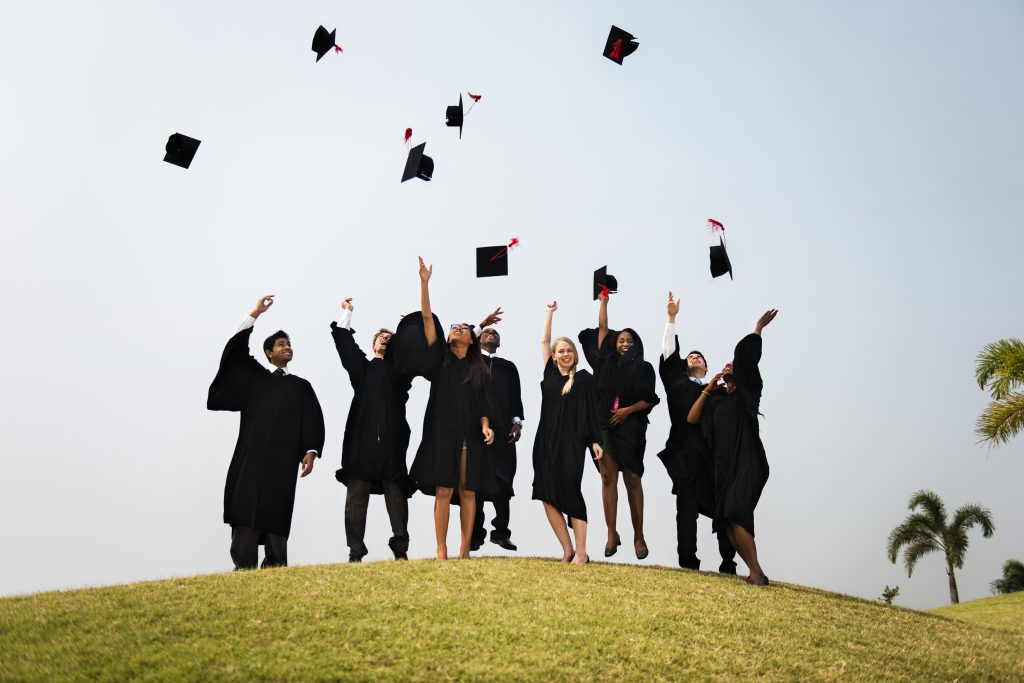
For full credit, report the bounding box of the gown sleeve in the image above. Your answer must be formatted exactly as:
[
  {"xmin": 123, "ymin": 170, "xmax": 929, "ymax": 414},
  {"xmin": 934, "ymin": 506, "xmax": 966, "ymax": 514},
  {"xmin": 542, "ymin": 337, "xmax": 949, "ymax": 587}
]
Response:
[
  {"xmin": 658, "ymin": 335, "xmax": 685, "ymax": 396},
  {"xmin": 732, "ymin": 333, "xmax": 763, "ymax": 417},
  {"xmin": 207, "ymin": 327, "xmax": 262, "ymax": 412},
  {"xmin": 330, "ymin": 322, "xmax": 368, "ymax": 389},
  {"xmin": 632, "ymin": 361, "xmax": 661, "ymax": 412},
  {"xmin": 574, "ymin": 372, "xmax": 604, "ymax": 447},
  {"xmin": 386, "ymin": 311, "xmax": 446, "ymax": 380},
  {"xmin": 577, "ymin": 327, "xmax": 616, "ymax": 373},
  {"xmin": 300, "ymin": 381, "xmax": 326, "ymax": 460},
  {"xmin": 509, "ymin": 361, "xmax": 525, "ymax": 421}
]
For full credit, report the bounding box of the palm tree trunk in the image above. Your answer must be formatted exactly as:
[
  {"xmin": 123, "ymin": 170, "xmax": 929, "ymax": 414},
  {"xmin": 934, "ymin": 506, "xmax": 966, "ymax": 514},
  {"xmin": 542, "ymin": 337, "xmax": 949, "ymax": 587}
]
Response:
[{"xmin": 947, "ymin": 565, "xmax": 960, "ymax": 604}]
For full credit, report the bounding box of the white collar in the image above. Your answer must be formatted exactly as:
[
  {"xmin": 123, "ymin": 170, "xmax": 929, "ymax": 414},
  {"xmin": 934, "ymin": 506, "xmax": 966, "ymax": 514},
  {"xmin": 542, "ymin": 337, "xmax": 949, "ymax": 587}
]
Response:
[
  {"xmin": 481, "ymin": 349, "xmax": 496, "ymax": 358},
  {"xmin": 271, "ymin": 365, "xmax": 290, "ymax": 375}
]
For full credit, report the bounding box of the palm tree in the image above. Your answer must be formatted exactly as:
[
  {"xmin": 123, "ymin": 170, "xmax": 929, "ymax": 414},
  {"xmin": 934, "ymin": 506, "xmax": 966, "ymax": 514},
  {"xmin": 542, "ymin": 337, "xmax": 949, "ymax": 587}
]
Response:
[
  {"xmin": 887, "ymin": 490, "xmax": 995, "ymax": 604},
  {"xmin": 975, "ymin": 338, "xmax": 1024, "ymax": 447},
  {"xmin": 990, "ymin": 559, "xmax": 1024, "ymax": 595}
]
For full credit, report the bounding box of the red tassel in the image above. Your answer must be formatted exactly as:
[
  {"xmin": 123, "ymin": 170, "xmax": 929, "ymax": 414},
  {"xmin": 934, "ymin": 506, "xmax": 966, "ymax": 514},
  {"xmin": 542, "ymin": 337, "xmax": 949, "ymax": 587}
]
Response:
[
  {"xmin": 599, "ymin": 284, "xmax": 610, "ymax": 298},
  {"xmin": 403, "ymin": 128, "xmax": 412, "ymax": 144},
  {"xmin": 489, "ymin": 237, "xmax": 520, "ymax": 262},
  {"xmin": 468, "ymin": 92, "xmax": 482, "ymax": 103},
  {"xmin": 507, "ymin": 237, "xmax": 519, "ymax": 249},
  {"xmin": 334, "ymin": 44, "xmax": 343, "ymax": 53},
  {"xmin": 708, "ymin": 218, "xmax": 724, "ymax": 233},
  {"xmin": 609, "ymin": 39, "xmax": 622, "ymax": 60}
]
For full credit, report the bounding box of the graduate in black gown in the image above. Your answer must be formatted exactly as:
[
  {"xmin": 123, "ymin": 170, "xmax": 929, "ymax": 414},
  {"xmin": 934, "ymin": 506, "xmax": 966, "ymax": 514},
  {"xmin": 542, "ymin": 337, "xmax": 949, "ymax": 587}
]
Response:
[
  {"xmin": 687, "ymin": 308, "xmax": 778, "ymax": 585},
  {"xmin": 578, "ymin": 291, "xmax": 660, "ymax": 559},
  {"xmin": 207, "ymin": 295, "xmax": 326, "ymax": 570},
  {"xmin": 331, "ymin": 296, "xmax": 413, "ymax": 562},
  {"xmin": 389, "ymin": 258, "xmax": 496, "ymax": 560},
  {"xmin": 534, "ymin": 301, "xmax": 604, "ymax": 564},
  {"xmin": 656, "ymin": 291, "xmax": 737, "ymax": 573}
]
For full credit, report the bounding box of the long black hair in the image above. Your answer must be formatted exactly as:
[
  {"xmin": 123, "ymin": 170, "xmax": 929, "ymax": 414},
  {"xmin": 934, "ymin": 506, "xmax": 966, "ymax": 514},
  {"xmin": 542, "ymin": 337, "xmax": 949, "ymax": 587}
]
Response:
[{"xmin": 441, "ymin": 324, "xmax": 491, "ymax": 387}]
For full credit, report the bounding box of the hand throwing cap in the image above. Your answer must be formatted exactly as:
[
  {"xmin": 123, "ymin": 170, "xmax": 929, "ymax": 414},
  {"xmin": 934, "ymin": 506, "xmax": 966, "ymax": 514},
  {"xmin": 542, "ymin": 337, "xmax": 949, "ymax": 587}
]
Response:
[
  {"xmin": 603, "ymin": 26, "xmax": 639, "ymax": 65},
  {"xmin": 476, "ymin": 245, "xmax": 509, "ymax": 277},
  {"xmin": 709, "ymin": 237, "xmax": 733, "ymax": 280},
  {"xmin": 312, "ymin": 25, "xmax": 337, "ymax": 62},
  {"xmin": 401, "ymin": 142, "xmax": 434, "ymax": 182},
  {"xmin": 446, "ymin": 94, "xmax": 464, "ymax": 139},
  {"xmin": 163, "ymin": 133, "xmax": 201, "ymax": 169},
  {"xmin": 593, "ymin": 266, "xmax": 619, "ymax": 300}
]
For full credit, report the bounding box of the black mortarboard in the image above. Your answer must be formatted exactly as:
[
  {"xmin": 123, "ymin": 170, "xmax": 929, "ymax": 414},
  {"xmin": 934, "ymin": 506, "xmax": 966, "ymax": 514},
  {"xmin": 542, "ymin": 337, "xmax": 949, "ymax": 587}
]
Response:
[
  {"xmin": 593, "ymin": 266, "xmax": 619, "ymax": 300},
  {"xmin": 476, "ymin": 245, "xmax": 509, "ymax": 277},
  {"xmin": 163, "ymin": 133, "xmax": 201, "ymax": 169},
  {"xmin": 401, "ymin": 142, "xmax": 433, "ymax": 182},
  {"xmin": 603, "ymin": 25, "xmax": 639, "ymax": 65},
  {"xmin": 312, "ymin": 25, "xmax": 337, "ymax": 62},
  {"xmin": 446, "ymin": 94, "xmax": 464, "ymax": 139},
  {"xmin": 709, "ymin": 237, "xmax": 733, "ymax": 280}
]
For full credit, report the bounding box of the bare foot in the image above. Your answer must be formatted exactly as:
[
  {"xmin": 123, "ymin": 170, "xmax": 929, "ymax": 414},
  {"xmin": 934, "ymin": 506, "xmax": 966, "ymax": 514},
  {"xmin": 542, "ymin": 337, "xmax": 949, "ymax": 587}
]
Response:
[
  {"xmin": 436, "ymin": 547, "xmax": 448, "ymax": 561},
  {"xmin": 745, "ymin": 573, "xmax": 769, "ymax": 585},
  {"xmin": 459, "ymin": 552, "xmax": 471, "ymax": 560},
  {"xmin": 571, "ymin": 552, "xmax": 590, "ymax": 565},
  {"xmin": 562, "ymin": 548, "xmax": 575, "ymax": 563}
]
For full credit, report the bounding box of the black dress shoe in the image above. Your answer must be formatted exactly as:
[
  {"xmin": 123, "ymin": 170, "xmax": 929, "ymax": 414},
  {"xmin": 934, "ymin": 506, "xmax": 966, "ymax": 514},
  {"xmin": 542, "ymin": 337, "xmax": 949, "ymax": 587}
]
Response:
[
  {"xmin": 393, "ymin": 551, "xmax": 408, "ymax": 561},
  {"xmin": 469, "ymin": 540, "xmax": 482, "ymax": 552},
  {"xmin": 491, "ymin": 538, "xmax": 518, "ymax": 551},
  {"xmin": 604, "ymin": 533, "xmax": 622, "ymax": 557},
  {"xmin": 348, "ymin": 554, "xmax": 364, "ymax": 563},
  {"xmin": 635, "ymin": 544, "xmax": 649, "ymax": 561}
]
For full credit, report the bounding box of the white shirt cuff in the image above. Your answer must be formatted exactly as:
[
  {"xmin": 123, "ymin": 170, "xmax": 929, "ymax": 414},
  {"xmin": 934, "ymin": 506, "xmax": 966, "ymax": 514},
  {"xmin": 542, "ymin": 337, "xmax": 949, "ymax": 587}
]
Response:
[
  {"xmin": 337, "ymin": 308, "xmax": 353, "ymax": 330},
  {"xmin": 662, "ymin": 322, "xmax": 676, "ymax": 360},
  {"xmin": 237, "ymin": 315, "xmax": 257, "ymax": 333}
]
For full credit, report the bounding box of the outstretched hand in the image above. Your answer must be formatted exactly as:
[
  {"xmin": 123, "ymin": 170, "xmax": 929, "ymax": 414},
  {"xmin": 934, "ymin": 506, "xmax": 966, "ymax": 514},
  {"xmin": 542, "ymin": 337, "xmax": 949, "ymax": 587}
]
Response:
[
  {"xmin": 251, "ymin": 294, "xmax": 275, "ymax": 318},
  {"xmin": 480, "ymin": 307, "xmax": 503, "ymax": 328},
  {"xmin": 341, "ymin": 297, "xmax": 354, "ymax": 311},
  {"xmin": 667, "ymin": 291, "xmax": 680, "ymax": 321},
  {"xmin": 418, "ymin": 256, "xmax": 433, "ymax": 282},
  {"xmin": 755, "ymin": 308, "xmax": 779, "ymax": 334},
  {"xmin": 546, "ymin": 300, "xmax": 558, "ymax": 313}
]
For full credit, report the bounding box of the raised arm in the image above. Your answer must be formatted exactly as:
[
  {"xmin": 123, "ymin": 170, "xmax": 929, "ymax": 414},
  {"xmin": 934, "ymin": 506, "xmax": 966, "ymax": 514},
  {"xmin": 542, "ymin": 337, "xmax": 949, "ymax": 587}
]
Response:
[
  {"xmin": 754, "ymin": 308, "xmax": 778, "ymax": 336},
  {"xmin": 418, "ymin": 257, "xmax": 438, "ymax": 347},
  {"xmin": 478, "ymin": 307, "xmax": 503, "ymax": 332},
  {"xmin": 540, "ymin": 301, "xmax": 557, "ymax": 366},
  {"xmin": 663, "ymin": 291, "xmax": 679, "ymax": 360},
  {"xmin": 597, "ymin": 291, "xmax": 610, "ymax": 349}
]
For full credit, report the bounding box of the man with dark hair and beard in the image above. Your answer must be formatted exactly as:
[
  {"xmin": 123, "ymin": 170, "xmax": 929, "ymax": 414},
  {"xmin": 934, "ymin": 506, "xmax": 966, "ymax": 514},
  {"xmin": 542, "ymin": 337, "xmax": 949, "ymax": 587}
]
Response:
[
  {"xmin": 470, "ymin": 308, "xmax": 525, "ymax": 552},
  {"xmin": 207, "ymin": 294, "xmax": 325, "ymax": 570},
  {"xmin": 656, "ymin": 291, "xmax": 736, "ymax": 574},
  {"xmin": 331, "ymin": 296, "xmax": 414, "ymax": 562}
]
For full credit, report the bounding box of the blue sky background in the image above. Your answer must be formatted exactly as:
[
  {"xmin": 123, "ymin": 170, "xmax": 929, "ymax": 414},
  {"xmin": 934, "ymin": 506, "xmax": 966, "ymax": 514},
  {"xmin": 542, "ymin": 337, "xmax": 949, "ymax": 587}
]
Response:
[{"xmin": 1, "ymin": 1, "xmax": 1022, "ymax": 610}]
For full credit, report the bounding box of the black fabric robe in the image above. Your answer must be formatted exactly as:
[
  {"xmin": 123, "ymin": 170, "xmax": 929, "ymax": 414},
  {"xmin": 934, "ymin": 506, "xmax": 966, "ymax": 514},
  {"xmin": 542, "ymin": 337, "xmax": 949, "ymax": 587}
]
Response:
[
  {"xmin": 389, "ymin": 313, "xmax": 497, "ymax": 501},
  {"xmin": 578, "ymin": 326, "xmax": 660, "ymax": 475},
  {"xmin": 479, "ymin": 354, "xmax": 524, "ymax": 501},
  {"xmin": 700, "ymin": 333, "xmax": 769, "ymax": 536},
  {"xmin": 207, "ymin": 327, "xmax": 326, "ymax": 538},
  {"xmin": 330, "ymin": 323, "xmax": 414, "ymax": 495},
  {"xmin": 656, "ymin": 335, "xmax": 716, "ymax": 517},
  {"xmin": 531, "ymin": 360, "xmax": 604, "ymax": 522}
]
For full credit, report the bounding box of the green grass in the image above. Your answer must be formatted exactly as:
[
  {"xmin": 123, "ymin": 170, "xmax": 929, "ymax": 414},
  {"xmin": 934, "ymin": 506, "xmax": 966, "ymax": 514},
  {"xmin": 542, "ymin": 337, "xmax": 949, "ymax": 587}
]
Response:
[
  {"xmin": 1, "ymin": 558, "xmax": 1022, "ymax": 681},
  {"xmin": 931, "ymin": 590, "xmax": 1024, "ymax": 635}
]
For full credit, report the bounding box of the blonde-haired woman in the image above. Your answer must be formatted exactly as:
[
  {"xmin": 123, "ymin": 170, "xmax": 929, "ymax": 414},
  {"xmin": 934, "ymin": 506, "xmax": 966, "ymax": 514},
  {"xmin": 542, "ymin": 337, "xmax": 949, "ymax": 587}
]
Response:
[{"xmin": 532, "ymin": 301, "xmax": 604, "ymax": 564}]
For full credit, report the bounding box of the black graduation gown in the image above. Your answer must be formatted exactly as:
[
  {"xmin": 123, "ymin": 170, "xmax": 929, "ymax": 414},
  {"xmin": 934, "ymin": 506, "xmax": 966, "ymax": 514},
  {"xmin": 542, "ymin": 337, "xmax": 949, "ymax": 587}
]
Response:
[
  {"xmin": 330, "ymin": 323, "xmax": 414, "ymax": 495},
  {"xmin": 531, "ymin": 361, "xmax": 604, "ymax": 522},
  {"xmin": 578, "ymin": 327, "xmax": 660, "ymax": 476},
  {"xmin": 207, "ymin": 327, "xmax": 326, "ymax": 538},
  {"xmin": 389, "ymin": 313, "xmax": 497, "ymax": 501},
  {"xmin": 656, "ymin": 335, "xmax": 716, "ymax": 518},
  {"xmin": 479, "ymin": 354, "xmax": 524, "ymax": 501},
  {"xmin": 700, "ymin": 333, "xmax": 769, "ymax": 536}
]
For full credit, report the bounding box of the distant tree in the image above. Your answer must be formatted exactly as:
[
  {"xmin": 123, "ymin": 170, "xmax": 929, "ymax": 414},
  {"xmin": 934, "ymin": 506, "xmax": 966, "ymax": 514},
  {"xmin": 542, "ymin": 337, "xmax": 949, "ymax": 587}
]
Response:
[
  {"xmin": 975, "ymin": 338, "xmax": 1024, "ymax": 447},
  {"xmin": 886, "ymin": 490, "xmax": 995, "ymax": 605},
  {"xmin": 880, "ymin": 585, "xmax": 900, "ymax": 605},
  {"xmin": 990, "ymin": 559, "xmax": 1024, "ymax": 595}
]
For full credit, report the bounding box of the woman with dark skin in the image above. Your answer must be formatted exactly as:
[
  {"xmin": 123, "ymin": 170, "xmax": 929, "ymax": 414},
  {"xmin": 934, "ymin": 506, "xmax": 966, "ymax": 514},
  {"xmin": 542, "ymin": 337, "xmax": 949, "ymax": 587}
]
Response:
[
  {"xmin": 687, "ymin": 308, "xmax": 778, "ymax": 585},
  {"xmin": 390, "ymin": 257, "xmax": 496, "ymax": 560},
  {"xmin": 578, "ymin": 292, "xmax": 660, "ymax": 559}
]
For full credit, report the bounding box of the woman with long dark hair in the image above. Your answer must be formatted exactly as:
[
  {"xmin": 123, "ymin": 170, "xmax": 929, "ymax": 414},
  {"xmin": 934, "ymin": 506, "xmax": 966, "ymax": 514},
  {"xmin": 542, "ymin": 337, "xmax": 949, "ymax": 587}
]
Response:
[
  {"xmin": 389, "ymin": 257, "xmax": 496, "ymax": 559},
  {"xmin": 578, "ymin": 292, "xmax": 660, "ymax": 559},
  {"xmin": 687, "ymin": 308, "xmax": 778, "ymax": 585},
  {"xmin": 533, "ymin": 301, "xmax": 604, "ymax": 564}
]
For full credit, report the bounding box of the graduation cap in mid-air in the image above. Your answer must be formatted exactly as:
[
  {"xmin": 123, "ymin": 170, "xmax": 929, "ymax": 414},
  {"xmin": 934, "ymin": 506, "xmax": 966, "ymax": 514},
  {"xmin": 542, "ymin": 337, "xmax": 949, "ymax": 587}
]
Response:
[
  {"xmin": 163, "ymin": 133, "xmax": 201, "ymax": 169},
  {"xmin": 401, "ymin": 142, "xmax": 434, "ymax": 182},
  {"xmin": 476, "ymin": 238, "xmax": 519, "ymax": 277},
  {"xmin": 603, "ymin": 25, "xmax": 638, "ymax": 65},
  {"xmin": 446, "ymin": 95, "xmax": 464, "ymax": 139},
  {"xmin": 593, "ymin": 266, "xmax": 618, "ymax": 300},
  {"xmin": 312, "ymin": 25, "xmax": 342, "ymax": 62},
  {"xmin": 709, "ymin": 237, "xmax": 733, "ymax": 280}
]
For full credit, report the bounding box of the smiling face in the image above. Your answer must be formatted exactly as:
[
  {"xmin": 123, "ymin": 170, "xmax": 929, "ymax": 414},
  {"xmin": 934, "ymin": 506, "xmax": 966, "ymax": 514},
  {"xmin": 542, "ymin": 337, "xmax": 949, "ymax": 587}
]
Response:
[
  {"xmin": 616, "ymin": 330, "xmax": 634, "ymax": 356},
  {"xmin": 480, "ymin": 327, "xmax": 500, "ymax": 351},
  {"xmin": 686, "ymin": 351, "xmax": 708, "ymax": 378},
  {"xmin": 447, "ymin": 323, "xmax": 474, "ymax": 347},
  {"xmin": 372, "ymin": 330, "xmax": 392, "ymax": 358},
  {"xmin": 265, "ymin": 336, "xmax": 293, "ymax": 367},
  {"xmin": 552, "ymin": 339, "xmax": 577, "ymax": 373}
]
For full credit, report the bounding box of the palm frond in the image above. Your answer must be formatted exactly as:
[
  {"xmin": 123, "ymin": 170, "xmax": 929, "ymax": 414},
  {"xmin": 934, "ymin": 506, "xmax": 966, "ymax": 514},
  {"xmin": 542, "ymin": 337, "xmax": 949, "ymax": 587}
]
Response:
[
  {"xmin": 887, "ymin": 514, "xmax": 940, "ymax": 563},
  {"xmin": 991, "ymin": 559, "xmax": 1024, "ymax": 594},
  {"xmin": 945, "ymin": 505, "xmax": 995, "ymax": 568},
  {"xmin": 902, "ymin": 537, "xmax": 941, "ymax": 578},
  {"xmin": 975, "ymin": 338, "xmax": 1024, "ymax": 398},
  {"xmin": 907, "ymin": 490, "xmax": 947, "ymax": 529},
  {"xmin": 975, "ymin": 391, "xmax": 1024, "ymax": 447}
]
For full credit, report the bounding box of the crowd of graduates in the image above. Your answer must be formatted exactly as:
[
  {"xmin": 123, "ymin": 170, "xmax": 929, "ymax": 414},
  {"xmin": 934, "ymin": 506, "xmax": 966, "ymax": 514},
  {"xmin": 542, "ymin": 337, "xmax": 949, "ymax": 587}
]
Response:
[{"xmin": 208, "ymin": 258, "xmax": 779, "ymax": 585}]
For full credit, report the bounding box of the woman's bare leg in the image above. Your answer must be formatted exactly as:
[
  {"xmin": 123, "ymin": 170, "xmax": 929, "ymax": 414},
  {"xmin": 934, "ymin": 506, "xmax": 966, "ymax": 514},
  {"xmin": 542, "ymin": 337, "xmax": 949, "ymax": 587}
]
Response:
[
  {"xmin": 570, "ymin": 517, "xmax": 589, "ymax": 564},
  {"xmin": 542, "ymin": 503, "xmax": 574, "ymax": 561},
  {"xmin": 729, "ymin": 522, "xmax": 765, "ymax": 583},
  {"xmin": 598, "ymin": 451, "xmax": 620, "ymax": 552},
  {"xmin": 434, "ymin": 486, "xmax": 453, "ymax": 560},
  {"xmin": 457, "ymin": 448, "xmax": 476, "ymax": 559},
  {"xmin": 622, "ymin": 470, "xmax": 646, "ymax": 556}
]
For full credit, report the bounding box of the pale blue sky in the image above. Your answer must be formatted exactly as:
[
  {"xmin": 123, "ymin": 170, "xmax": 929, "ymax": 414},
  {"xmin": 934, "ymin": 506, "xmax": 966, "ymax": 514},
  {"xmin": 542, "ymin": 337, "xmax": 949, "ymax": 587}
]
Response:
[{"xmin": 1, "ymin": 1, "xmax": 1022, "ymax": 610}]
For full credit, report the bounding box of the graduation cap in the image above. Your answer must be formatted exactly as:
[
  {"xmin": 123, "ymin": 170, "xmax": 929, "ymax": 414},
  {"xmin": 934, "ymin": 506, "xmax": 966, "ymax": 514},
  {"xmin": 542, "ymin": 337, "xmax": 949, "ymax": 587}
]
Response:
[
  {"xmin": 401, "ymin": 142, "xmax": 433, "ymax": 182},
  {"xmin": 710, "ymin": 237, "xmax": 733, "ymax": 280},
  {"xmin": 593, "ymin": 266, "xmax": 618, "ymax": 300},
  {"xmin": 475, "ymin": 238, "xmax": 519, "ymax": 278},
  {"xmin": 163, "ymin": 133, "xmax": 201, "ymax": 169},
  {"xmin": 446, "ymin": 94, "xmax": 464, "ymax": 139},
  {"xmin": 312, "ymin": 25, "xmax": 342, "ymax": 62},
  {"xmin": 603, "ymin": 25, "xmax": 639, "ymax": 65}
]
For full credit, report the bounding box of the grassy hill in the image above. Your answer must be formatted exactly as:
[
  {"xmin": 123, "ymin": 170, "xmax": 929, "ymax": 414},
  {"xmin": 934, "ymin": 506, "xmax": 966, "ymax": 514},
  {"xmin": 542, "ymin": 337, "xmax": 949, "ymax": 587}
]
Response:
[
  {"xmin": 931, "ymin": 590, "xmax": 1024, "ymax": 635},
  {"xmin": 1, "ymin": 558, "xmax": 1021, "ymax": 681}
]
